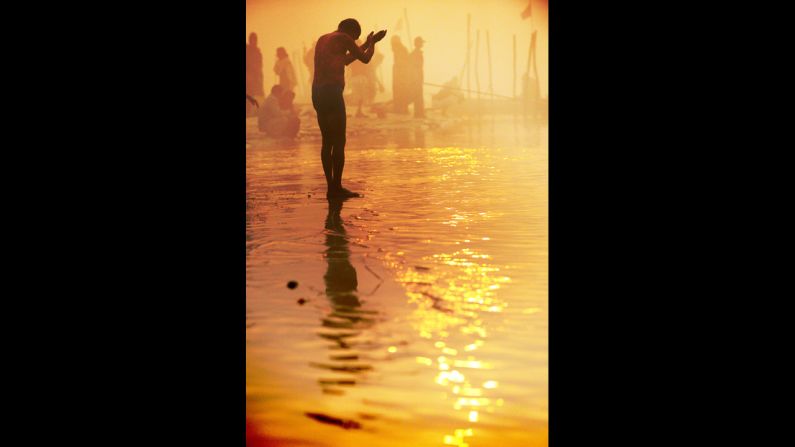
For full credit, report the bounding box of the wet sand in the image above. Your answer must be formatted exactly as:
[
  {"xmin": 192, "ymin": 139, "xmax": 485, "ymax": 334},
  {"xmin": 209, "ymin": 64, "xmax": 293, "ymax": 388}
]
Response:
[{"xmin": 247, "ymin": 112, "xmax": 547, "ymax": 446}]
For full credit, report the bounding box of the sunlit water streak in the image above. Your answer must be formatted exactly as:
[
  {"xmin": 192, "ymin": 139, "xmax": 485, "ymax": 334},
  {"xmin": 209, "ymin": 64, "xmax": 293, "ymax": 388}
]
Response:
[{"xmin": 247, "ymin": 117, "xmax": 547, "ymax": 446}]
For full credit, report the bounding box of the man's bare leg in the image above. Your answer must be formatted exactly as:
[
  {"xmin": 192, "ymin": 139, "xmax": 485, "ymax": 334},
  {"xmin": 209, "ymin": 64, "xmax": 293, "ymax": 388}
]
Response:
[
  {"xmin": 327, "ymin": 110, "xmax": 359, "ymax": 197},
  {"xmin": 318, "ymin": 113, "xmax": 335, "ymax": 192},
  {"xmin": 331, "ymin": 142, "xmax": 358, "ymax": 197}
]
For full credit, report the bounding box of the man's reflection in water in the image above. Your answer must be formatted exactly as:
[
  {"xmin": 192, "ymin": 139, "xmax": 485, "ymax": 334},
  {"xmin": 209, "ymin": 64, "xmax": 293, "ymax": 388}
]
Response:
[
  {"xmin": 324, "ymin": 198, "xmax": 359, "ymax": 310},
  {"xmin": 313, "ymin": 198, "xmax": 376, "ymax": 394}
]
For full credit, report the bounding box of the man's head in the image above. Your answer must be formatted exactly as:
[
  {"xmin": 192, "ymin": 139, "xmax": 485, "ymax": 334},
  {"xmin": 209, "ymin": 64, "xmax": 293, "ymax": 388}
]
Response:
[
  {"xmin": 270, "ymin": 85, "xmax": 284, "ymax": 97},
  {"xmin": 337, "ymin": 18, "xmax": 361, "ymax": 40},
  {"xmin": 276, "ymin": 47, "xmax": 288, "ymax": 59},
  {"xmin": 414, "ymin": 36, "xmax": 425, "ymax": 49},
  {"xmin": 249, "ymin": 33, "xmax": 257, "ymax": 46}
]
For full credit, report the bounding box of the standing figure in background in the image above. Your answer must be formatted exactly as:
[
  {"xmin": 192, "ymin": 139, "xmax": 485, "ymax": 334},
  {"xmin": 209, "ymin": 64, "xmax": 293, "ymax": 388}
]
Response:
[
  {"xmin": 390, "ymin": 36, "xmax": 410, "ymax": 114},
  {"xmin": 347, "ymin": 40, "xmax": 370, "ymax": 117},
  {"xmin": 366, "ymin": 48, "xmax": 385, "ymax": 105},
  {"xmin": 409, "ymin": 36, "xmax": 425, "ymax": 118},
  {"xmin": 246, "ymin": 33, "xmax": 264, "ymax": 115},
  {"xmin": 274, "ymin": 47, "xmax": 297, "ymax": 93}
]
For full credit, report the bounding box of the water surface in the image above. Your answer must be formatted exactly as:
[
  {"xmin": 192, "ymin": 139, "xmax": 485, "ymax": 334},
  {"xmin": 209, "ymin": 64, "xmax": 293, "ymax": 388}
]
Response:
[{"xmin": 247, "ymin": 115, "xmax": 547, "ymax": 447}]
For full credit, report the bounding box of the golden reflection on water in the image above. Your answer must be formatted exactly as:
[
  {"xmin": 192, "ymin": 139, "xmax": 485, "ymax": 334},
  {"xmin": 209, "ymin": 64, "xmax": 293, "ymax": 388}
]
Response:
[
  {"xmin": 247, "ymin": 119, "xmax": 547, "ymax": 446},
  {"xmin": 385, "ymin": 227, "xmax": 513, "ymax": 446}
]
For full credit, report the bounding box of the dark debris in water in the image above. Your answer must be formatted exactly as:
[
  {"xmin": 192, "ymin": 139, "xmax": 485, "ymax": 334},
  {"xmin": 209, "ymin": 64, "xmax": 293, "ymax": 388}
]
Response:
[
  {"xmin": 309, "ymin": 362, "xmax": 373, "ymax": 373},
  {"xmin": 319, "ymin": 378, "xmax": 356, "ymax": 385},
  {"xmin": 297, "ymin": 298, "xmax": 307, "ymax": 305},
  {"xmin": 421, "ymin": 291, "xmax": 454, "ymax": 314},
  {"xmin": 304, "ymin": 412, "xmax": 362, "ymax": 430},
  {"xmin": 287, "ymin": 280, "xmax": 298, "ymax": 289},
  {"xmin": 329, "ymin": 354, "xmax": 359, "ymax": 361}
]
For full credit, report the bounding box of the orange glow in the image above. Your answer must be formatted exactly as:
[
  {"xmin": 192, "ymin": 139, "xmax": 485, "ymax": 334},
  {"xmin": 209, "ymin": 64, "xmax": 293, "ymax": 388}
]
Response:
[
  {"xmin": 247, "ymin": 0, "xmax": 548, "ymax": 100},
  {"xmin": 246, "ymin": 2, "xmax": 548, "ymax": 446}
]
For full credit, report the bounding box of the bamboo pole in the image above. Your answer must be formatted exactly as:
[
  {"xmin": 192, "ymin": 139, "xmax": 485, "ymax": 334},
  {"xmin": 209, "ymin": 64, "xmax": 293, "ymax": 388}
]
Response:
[
  {"xmin": 526, "ymin": 33, "xmax": 533, "ymax": 76},
  {"xmin": 531, "ymin": 30, "xmax": 540, "ymax": 96},
  {"xmin": 475, "ymin": 29, "xmax": 480, "ymax": 105},
  {"xmin": 513, "ymin": 34, "xmax": 517, "ymax": 99},
  {"xmin": 487, "ymin": 30, "xmax": 493, "ymax": 113},
  {"xmin": 466, "ymin": 14, "xmax": 471, "ymax": 101}
]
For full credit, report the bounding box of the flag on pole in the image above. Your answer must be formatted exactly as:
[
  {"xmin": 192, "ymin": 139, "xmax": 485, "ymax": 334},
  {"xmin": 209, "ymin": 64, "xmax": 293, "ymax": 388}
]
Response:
[{"xmin": 521, "ymin": 0, "xmax": 533, "ymax": 19}]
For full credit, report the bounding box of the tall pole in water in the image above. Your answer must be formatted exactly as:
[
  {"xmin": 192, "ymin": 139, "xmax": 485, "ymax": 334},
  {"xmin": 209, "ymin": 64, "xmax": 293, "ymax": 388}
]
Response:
[
  {"xmin": 513, "ymin": 34, "xmax": 517, "ymax": 99},
  {"xmin": 466, "ymin": 14, "xmax": 471, "ymax": 101},
  {"xmin": 475, "ymin": 29, "xmax": 480, "ymax": 108},
  {"xmin": 531, "ymin": 31, "xmax": 540, "ymax": 97},
  {"xmin": 487, "ymin": 30, "xmax": 493, "ymax": 114}
]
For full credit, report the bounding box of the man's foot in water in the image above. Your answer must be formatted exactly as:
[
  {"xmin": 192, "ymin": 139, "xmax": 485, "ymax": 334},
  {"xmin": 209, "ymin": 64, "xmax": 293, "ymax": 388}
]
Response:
[
  {"xmin": 327, "ymin": 186, "xmax": 361, "ymax": 198},
  {"xmin": 338, "ymin": 187, "xmax": 360, "ymax": 197}
]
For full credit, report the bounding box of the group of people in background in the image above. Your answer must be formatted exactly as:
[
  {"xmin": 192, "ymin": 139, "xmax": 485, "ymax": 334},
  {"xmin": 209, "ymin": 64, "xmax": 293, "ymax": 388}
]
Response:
[
  {"xmin": 246, "ymin": 32, "xmax": 300, "ymax": 138},
  {"xmin": 390, "ymin": 35, "xmax": 425, "ymax": 118},
  {"xmin": 246, "ymin": 29, "xmax": 431, "ymax": 139},
  {"xmin": 343, "ymin": 40, "xmax": 384, "ymax": 118}
]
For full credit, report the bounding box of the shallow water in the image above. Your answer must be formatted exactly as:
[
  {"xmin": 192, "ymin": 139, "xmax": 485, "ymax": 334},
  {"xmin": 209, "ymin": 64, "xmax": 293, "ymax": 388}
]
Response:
[{"xmin": 246, "ymin": 115, "xmax": 547, "ymax": 447}]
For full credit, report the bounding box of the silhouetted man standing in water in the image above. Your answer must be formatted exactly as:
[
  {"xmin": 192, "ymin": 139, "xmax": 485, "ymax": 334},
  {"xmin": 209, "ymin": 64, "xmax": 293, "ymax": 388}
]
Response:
[{"xmin": 313, "ymin": 19, "xmax": 386, "ymax": 198}]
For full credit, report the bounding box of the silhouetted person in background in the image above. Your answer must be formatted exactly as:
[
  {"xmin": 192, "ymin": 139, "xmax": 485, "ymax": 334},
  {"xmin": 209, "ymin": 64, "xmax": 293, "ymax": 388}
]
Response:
[
  {"xmin": 348, "ymin": 41, "xmax": 385, "ymax": 118},
  {"xmin": 367, "ymin": 47, "xmax": 385, "ymax": 104},
  {"xmin": 278, "ymin": 90, "xmax": 300, "ymax": 137},
  {"xmin": 410, "ymin": 36, "xmax": 426, "ymax": 118},
  {"xmin": 390, "ymin": 36, "xmax": 410, "ymax": 114},
  {"xmin": 347, "ymin": 39, "xmax": 370, "ymax": 118},
  {"xmin": 246, "ymin": 33, "xmax": 264, "ymax": 96},
  {"xmin": 259, "ymin": 85, "xmax": 299, "ymax": 138},
  {"xmin": 274, "ymin": 47, "xmax": 297, "ymax": 93},
  {"xmin": 246, "ymin": 33, "xmax": 264, "ymax": 115},
  {"xmin": 312, "ymin": 18, "xmax": 386, "ymax": 198}
]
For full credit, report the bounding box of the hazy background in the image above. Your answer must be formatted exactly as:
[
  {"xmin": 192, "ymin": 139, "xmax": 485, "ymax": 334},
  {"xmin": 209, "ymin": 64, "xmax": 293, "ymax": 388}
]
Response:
[{"xmin": 246, "ymin": 0, "xmax": 548, "ymax": 101}]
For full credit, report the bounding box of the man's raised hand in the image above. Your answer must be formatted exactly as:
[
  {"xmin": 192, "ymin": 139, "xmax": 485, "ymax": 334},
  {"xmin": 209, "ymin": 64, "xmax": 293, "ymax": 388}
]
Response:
[{"xmin": 373, "ymin": 30, "xmax": 387, "ymax": 43}]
